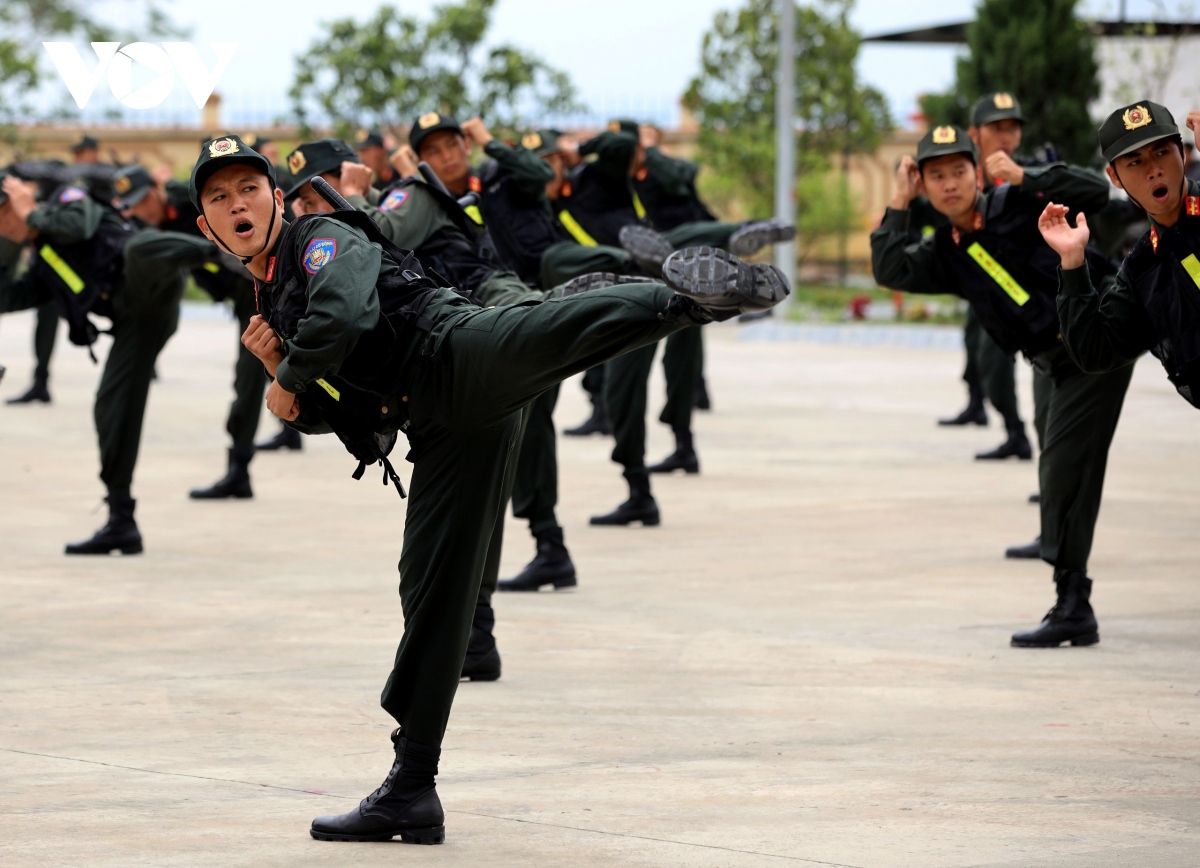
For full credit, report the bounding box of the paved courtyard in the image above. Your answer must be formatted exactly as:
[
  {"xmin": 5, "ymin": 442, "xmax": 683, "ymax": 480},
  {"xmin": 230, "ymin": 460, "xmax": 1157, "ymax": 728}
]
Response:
[{"xmin": 1, "ymin": 307, "xmax": 1198, "ymax": 867}]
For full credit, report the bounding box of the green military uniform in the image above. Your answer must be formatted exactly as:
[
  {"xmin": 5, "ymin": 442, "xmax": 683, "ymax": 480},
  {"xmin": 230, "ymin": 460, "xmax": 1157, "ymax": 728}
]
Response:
[{"xmin": 871, "ymin": 124, "xmax": 1128, "ymax": 648}]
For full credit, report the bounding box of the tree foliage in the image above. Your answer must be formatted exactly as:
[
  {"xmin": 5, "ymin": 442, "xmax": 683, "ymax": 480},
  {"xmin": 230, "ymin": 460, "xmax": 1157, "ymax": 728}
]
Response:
[
  {"xmin": 683, "ymin": 0, "xmax": 891, "ymax": 220},
  {"xmin": 920, "ymin": 0, "xmax": 1100, "ymax": 163},
  {"xmin": 289, "ymin": 0, "xmax": 581, "ymax": 138}
]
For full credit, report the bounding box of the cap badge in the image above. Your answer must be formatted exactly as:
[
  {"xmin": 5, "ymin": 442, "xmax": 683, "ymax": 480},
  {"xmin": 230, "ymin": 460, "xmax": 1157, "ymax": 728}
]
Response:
[
  {"xmin": 607, "ymin": 120, "xmax": 620, "ymax": 133},
  {"xmin": 993, "ymin": 93, "xmax": 1014, "ymax": 109},
  {"xmin": 418, "ymin": 112, "xmax": 441, "ymax": 129},
  {"xmin": 355, "ymin": 128, "xmax": 369, "ymax": 143},
  {"xmin": 931, "ymin": 126, "xmax": 957, "ymax": 144},
  {"xmin": 1123, "ymin": 105, "xmax": 1152, "ymax": 131},
  {"xmin": 521, "ymin": 132, "xmax": 543, "ymax": 150},
  {"xmin": 209, "ymin": 137, "xmax": 239, "ymax": 158},
  {"xmin": 288, "ymin": 150, "xmax": 307, "ymax": 174},
  {"xmin": 114, "ymin": 175, "xmax": 132, "ymax": 194}
]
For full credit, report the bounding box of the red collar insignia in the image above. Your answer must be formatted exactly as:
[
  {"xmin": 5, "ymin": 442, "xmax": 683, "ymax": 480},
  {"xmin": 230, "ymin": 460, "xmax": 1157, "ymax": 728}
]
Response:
[
  {"xmin": 166, "ymin": 205, "xmax": 177, "ymax": 221},
  {"xmin": 951, "ymin": 227, "xmax": 962, "ymax": 247},
  {"xmin": 561, "ymin": 181, "xmax": 572, "ymax": 198},
  {"xmin": 266, "ymin": 255, "xmax": 276, "ymax": 282},
  {"xmin": 973, "ymin": 212, "xmax": 983, "ymax": 231},
  {"xmin": 1151, "ymin": 226, "xmax": 1159, "ymax": 254},
  {"xmin": 1187, "ymin": 196, "xmax": 1200, "ymax": 217},
  {"xmin": 468, "ymin": 175, "xmax": 482, "ymax": 193},
  {"xmin": 635, "ymin": 166, "xmax": 649, "ymax": 182}
]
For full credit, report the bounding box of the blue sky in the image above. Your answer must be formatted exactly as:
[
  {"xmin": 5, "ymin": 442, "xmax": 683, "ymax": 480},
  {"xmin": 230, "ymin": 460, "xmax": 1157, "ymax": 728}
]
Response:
[{"xmin": 70, "ymin": 0, "xmax": 1177, "ymax": 127}]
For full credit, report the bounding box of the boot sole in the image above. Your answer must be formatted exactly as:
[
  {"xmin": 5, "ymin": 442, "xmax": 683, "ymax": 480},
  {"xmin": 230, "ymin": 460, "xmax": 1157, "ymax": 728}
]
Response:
[
  {"xmin": 662, "ymin": 248, "xmax": 788, "ymax": 313},
  {"xmin": 65, "ymin": 543, "xmax": 144, "ymax": 555},
  {"xmin": 589, "ymin": 515, "xmax": 661, "ymax": 527},
  {"xmin": 189, "ymin": 491, "xmax": 254, "ymax": 499},
  {"xmin": 728, "ymin": 222, "xmax": 797, "ymax": 257},
  {"xmin": 647, "ymin": 463, "xmax": 700, "ymax": 474},
  {"xmin": 310, "ymin": 824, "xmax": 445, "ymax": 844},
  {"xmin": 619, "ymin": 225, "xmax": 675, "ymax": 274},
  {"xmin": 1005, "ymin": 549, "xmax": 1041, "ymax": 560},
  {"xmin": 1011, "ymin": 632, "xmax": 1100, "ymax": 648},
  {"xmin": 498, "ymin": 574, "xmax": 578, "ymax": 592}
]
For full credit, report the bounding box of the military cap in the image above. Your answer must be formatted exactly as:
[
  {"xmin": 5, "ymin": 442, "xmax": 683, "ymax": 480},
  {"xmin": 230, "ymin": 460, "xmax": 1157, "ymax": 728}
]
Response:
[
  {"xmin": 520, "ymin": 128, "xmax": 563, "ymax": 158},
  {"xmin": 243, "ymin": 133, "xmax": 271, "ymax": 149},
  {"xmin": 71, "ymin": 134, "xmax": 99, "ymax": 152},
  {"xmin": 189, "ymin": 134, "xmax": 275, "ymax": 210},
  {"xmin": 971, "ymin": 93, "xmax": 1025, "ymax": 127},
  {"xmin": 112, "ymin": 165, "xmax": 154, "ymax": 210},
  {"xmin": 1098, "ymin": 101, "xmax": 1181, "ymax": 163},
  {"xmin": 409, "ymin": 111, "xmax": 463, "ymax": 153},
  {"xmin": 282, "ymin": 138, "xmax": 360, "ymax": 198},
  {"xmin": 916, "ymin": 125, "xmax": 977, "ymax": 167},
  {"xmin": 606, "ymin": 118, "xmax": 639, "ymax": 136},
  {"xmin": 353, "ymin": 127, "xmax": 385, "ymax": 149}
]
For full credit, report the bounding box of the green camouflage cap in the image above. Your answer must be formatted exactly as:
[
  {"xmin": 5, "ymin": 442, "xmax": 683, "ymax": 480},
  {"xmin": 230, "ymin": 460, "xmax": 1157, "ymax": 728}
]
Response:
[
  {"xmin": 112, "ymin": 165, "xmax": 153, "ymax": 210},
  {"xmin": 1098, "ymin": 101, "xmax": 1180, "ymax": 162},
  {"xmin": 282, "ymin": 139, "xmax": 360, "ymax": 198},
  {"xmin": 916, "ymin": 125, "xmax": 977, "ymax": 167},
  {"xmin": 189, "ymin": 134, "xmax": 274, "ymax": 210},
  {"xmin": 409, "ymin": 111, "xmax": 463, "ymax": 154},
  {"xmin": 971, "ymin": 92, "xmax": 1026, "ymax": 127},
  {"xmin": 520, "ymin": 128, "xmax": 563, "ymax": 157}
]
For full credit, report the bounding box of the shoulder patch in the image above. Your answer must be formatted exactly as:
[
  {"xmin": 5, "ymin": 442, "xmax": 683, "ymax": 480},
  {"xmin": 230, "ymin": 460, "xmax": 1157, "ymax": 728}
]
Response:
[
  {"xmin": 379, "ymin": 188, "xmax": 409, "ymax": 212},
  {"xmin": 303, "ymin": 238, "xmax": 337, "ymax": 274},
  {"xmin": 58, "ymin": 186, "xmax": 86, "ymax": 203}
]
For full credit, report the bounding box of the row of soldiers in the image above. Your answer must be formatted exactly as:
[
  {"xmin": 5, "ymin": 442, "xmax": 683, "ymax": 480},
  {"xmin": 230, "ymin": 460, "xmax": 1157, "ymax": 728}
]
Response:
[{"xmin": 0, "ymin": 110, "xmax": 795, "ymax": 845}]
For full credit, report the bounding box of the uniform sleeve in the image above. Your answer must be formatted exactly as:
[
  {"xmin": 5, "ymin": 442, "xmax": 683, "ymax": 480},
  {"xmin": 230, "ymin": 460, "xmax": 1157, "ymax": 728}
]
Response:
[
  {"xmin": 1057, "ymin": 263, "xmax": 1155, "ymax": 372},
  {"xmin": 273, "ymin": 221, "xmax": 382, "ymax": 394},
  {"xmin": 25, "ymin": 199, "xmax": 105, "ymax": 243},
  {"xmin": 483, "ymin": 140, "xmax": 553, "ymax": 198},
  {"xmin": 643, "ymin": 146, "xmax": 696, "ymax": 197},
  {"xmin": 346, "ymin": 186, "xmax": 448, "ymax": 251},
  {"xmin": 1020, "ymin": 163, "xmax": 1111, "ymax": 213},
  {"xmin": 579, "ymin": 132, "xmax": 638, "ymax": 182},
  {"xmin": 124, "ymin": 228, "xmax": 217, "ymax": 269},
  {"xmin": 870, "ymin": 208, "xmax": 955, "ymax": 296}
]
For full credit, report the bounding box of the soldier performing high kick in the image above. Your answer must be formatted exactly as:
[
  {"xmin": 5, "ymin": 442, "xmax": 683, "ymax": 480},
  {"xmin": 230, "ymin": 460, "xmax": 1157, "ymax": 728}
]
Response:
[
  {"xmin": 185, "ymin": 136, "xmax": 787, "ymax": 844},
  {"xmin": 872, "ymin": 125, "xmax": 1131, "ymax": 649}
]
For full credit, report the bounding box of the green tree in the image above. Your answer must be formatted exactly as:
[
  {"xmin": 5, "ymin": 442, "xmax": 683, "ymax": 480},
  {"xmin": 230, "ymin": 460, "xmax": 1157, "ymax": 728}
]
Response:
[
  {"xmin": 683, "ymin": 0, "xmax": 891, "ymax": 221},
  {"xmin": 920, "ymin": 0, "xmax": 1100, "ymax": 163},
  {"xmin": 289, "ymin": 0, "xmax": 581, "ymax": 138}
]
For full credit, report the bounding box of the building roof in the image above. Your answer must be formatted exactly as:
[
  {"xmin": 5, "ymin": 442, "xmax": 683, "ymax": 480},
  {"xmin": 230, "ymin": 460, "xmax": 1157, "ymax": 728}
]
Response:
[{"xmin": 864, "ymin": 20, "xmax": 1200, "ymax": 44}]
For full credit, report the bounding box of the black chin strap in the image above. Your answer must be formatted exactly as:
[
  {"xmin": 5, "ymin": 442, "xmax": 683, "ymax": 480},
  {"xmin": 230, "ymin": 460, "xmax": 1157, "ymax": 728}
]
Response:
[{"xmin": 201, "ymin": 179, "xmax": 280, "ymax": 265}]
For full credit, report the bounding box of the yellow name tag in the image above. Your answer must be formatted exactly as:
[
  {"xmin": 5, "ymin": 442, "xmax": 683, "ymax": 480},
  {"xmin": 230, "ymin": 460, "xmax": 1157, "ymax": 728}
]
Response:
[
  {"xmin": 1181, "ymin": 254, "xmax": 1200, "ymax": 289},
  {"xmin": 557, "ymin": 210, "xmax": 598, "ymax": 247},
  {"xmin": 966, "ymin": 242, "xmax": 1030, "ymax": 306},
  {"xmin": 39, "ymin": 245, "xmax": 85, "ymax": 294},
  {"xmin": 315, "ymin": 378, "xmax": 340, "ymax": 401}
]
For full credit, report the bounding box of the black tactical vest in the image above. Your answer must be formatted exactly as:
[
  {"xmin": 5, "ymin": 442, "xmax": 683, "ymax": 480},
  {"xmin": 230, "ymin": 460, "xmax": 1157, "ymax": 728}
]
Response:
[
  {"xmin": 933, "ymin": 186, "xmax": 1115, "ymax": 358},
  {"xmin": 1122, "ymin": 198, "xmax": 1200, "ymax": 408},
  {"xmin": 477, "ymin": 159, "xmax": 568, "ymax": 287},
  {"xmin": 378, "ymin": 176, "xmax": 499, "ymax": 295},
  {"xmin": 260, "ymin": 210, "xmax": 460, "ymax": 496},
  {"xmin": 554, "ymin": 161, "xmax": 641, "ymax": 248},
  {"xmin": 29, "ymin": 213, "xmax": 134, "ymax": 350}
]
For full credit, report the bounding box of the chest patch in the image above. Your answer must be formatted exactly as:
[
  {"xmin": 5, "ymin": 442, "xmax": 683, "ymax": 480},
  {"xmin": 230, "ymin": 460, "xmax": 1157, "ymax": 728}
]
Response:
[
  {"xmin": 379, "ymin": 189, "xmax": 408, "ymax": 212},
  {"xmin": 303, "ymin": 238, "xmax": 337, "ymax": 274},
  {"xmin": 58, "ymin": 186, "xmax": 86, "ymax": 203}
]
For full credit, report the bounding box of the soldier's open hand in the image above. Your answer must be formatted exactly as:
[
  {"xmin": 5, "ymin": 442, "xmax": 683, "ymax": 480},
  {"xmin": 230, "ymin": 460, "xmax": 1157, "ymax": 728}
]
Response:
[
  {"xmin": 265, "ymin": 379, "xmax": 299, "ymax": 421},
  {"xmin": 242, "ymin": 314, "xmax": 283, "ymax": 377},
  {"xmin": 1038, "ymin": 202, "xmax": 1088, "ymax": 270},
  {"xmin": 339, "ymin": 161, "xmax": 374, "ymax": 198}
]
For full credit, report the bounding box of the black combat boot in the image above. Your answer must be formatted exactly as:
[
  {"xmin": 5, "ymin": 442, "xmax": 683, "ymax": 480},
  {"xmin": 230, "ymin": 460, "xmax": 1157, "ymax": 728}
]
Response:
[
  {"xmin": 255, "ymin": 424, "xmax": 302, "ymax": 452},
  {"xmin": 648, "ymin": 427, "xmax": 700, "ymax": 474},
  {"xmin": 6, "ymin": 373, "xmax": 51, "ymax": 404},
  {"xmin": 563, "ymin": 397, "xmax": 611, "ymax": 437},
  {"xmin": 1005, "ymin": 536, "xmax": 1042, "ymax": 559},
  {"xmin": 938, "ymin": 385, "xmax": 986, "ymax": 426},
  {"xmin": 728, "ymin": 218, "xmax": 797, "ymax": 257},
  {"xmin": 189, "ymin": 447, "xmax": 254, "ymax": 499},
  {"xmin": 976, "ymin": 418, "xmax": 1033, "ymax": 460},
  {"xmin": 311, "ymin": 729, "xmax": 445, "ymax": 843},
  {"xmin": 498, "ymin": 526, "xmax": 578, "ymax": 591},
  {"xmin": 590, "ymin": 470, "xmax": 661, "ymax": 526},
  {"xmin": 661, "ymin": 247, "xmax": 789, "ymax": 317},
  {"xmin": 1011, "ymin": 570, "xmax": 1099, "ymax": 648},
  {"xmin": 460, "ymin": 604, "xmax": 501, "ymax": 681},
  {"xmin": 65, "ymin": 494, "xmax": 143, "ymax": 555},
  {"xmin": 618, "ymin": 224, "xmax": 675, "ymax": 277},
  {"xmin": 694, "ymin": 375, "xmax": 711, "ymax": 411},
  {"xmin": 1029, "ymin": 492, "xmax": 1041, "ymax": 504}
]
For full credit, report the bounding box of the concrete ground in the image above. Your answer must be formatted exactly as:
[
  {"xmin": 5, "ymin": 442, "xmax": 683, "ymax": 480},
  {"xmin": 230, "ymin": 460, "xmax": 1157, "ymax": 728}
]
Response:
[{"xmin": 1, "ymin": 307, "xmax": 1198, "ymax": 868}]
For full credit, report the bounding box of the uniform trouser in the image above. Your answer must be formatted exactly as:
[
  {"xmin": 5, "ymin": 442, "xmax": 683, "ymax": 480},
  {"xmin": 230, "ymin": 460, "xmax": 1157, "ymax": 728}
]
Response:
[
  {"xmin": 1030, "ymin": 347, "xmax": 1134, "ymax": 574},
  {"xmin": 227, "ymin": 284, "xmax": 266, "ymax": 450},
  {"xmin": 33, "ymin": 301, "xmax": 58, "ymax": 381},
  {"xmin": 96, "ymin": 300, "xmax": 181, "ymax": 496},
  {"xmin": 538, "ymin": 240, "xmax": 632, "ymax": 289},
  {"xmin": 661, "ymin": 221, "xmax": 741, "ymax": 251},
  {"xmin": 380, "ymin": 284, "xmax": 690, "ymax": 746},
  {"xmin": 476, "ymin": 401, "xmax": 534, "ymax": 608},
  {"xmin": 511, "ymin": 384, "xmax": 561, "ymax": 537},
  {"xmin": 964, "ymin": 308, "xmax": 1021, "ymax": 425}
]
